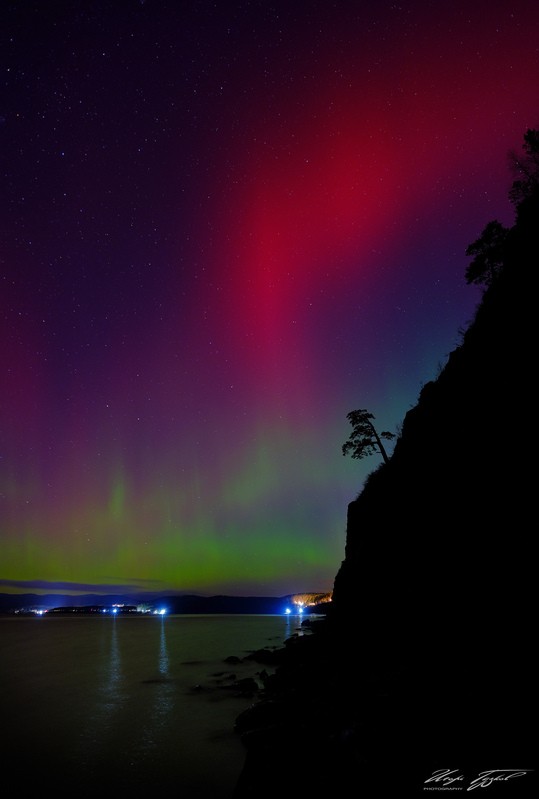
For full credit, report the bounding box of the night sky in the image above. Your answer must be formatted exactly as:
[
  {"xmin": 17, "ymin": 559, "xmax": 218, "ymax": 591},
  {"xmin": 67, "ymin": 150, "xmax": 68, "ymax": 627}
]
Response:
[{"xmin": 2, "ymin": 1, "xmax": 538, "ymax": 598}]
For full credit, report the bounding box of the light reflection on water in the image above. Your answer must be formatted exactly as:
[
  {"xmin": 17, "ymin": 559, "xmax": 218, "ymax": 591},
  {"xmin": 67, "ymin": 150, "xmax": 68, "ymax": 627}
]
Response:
[
  {"xmin": 78, "ymin": 615, "xmax": 128, "ymax": 754},
  {"xmin": 0, "ymin": 614, "xmax": 299, "ymax": 798},
  {"xmin": 103, "ymin": 613, "xmax": 123, "ymax": 715},
  {"xmin": 140, "ymin": 617, "xmax": 173, "ymax": 750}
]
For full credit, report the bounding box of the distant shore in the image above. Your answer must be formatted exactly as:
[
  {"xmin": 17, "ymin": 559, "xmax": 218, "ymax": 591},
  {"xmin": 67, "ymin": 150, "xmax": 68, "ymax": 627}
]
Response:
[{"xmin": 0, "ymin": 591, "xmax": 332, "ymax": 617}]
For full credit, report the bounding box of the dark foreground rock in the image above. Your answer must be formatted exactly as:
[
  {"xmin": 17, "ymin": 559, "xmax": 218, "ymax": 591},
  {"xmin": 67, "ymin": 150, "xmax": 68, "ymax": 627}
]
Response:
[{"xmin": 233, "ymin": 614, "xmax": 536, "ymax": 797}]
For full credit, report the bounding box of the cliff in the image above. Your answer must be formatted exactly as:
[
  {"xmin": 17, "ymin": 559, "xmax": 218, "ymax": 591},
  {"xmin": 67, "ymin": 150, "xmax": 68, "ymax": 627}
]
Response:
[{"xmin": 232, "ymin": 146, "xmax": 537, "ymax": 797}]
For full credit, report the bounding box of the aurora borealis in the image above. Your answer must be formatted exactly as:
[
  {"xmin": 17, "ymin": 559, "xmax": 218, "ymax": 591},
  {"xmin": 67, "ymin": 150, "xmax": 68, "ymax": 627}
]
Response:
[{"xmin": 2, "ymin": 1, "xmax": 539, "ymax": 598}]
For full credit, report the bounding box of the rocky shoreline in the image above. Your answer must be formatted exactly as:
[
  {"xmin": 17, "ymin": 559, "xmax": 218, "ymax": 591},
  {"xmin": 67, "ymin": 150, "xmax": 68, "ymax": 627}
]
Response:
[
  {"xmin": 230, "ymin": 616, "xmax": 371, "ymax": 797},
  {"xmin": 230, "ymin": 611, "xmax": 536, "ymax": 798}
]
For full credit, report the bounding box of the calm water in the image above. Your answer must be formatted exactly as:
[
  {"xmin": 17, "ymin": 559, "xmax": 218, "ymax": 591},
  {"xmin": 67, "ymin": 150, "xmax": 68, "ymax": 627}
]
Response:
[{"xmin": 0, "ymin": 614, "xmax": 302, "ymax": 798}]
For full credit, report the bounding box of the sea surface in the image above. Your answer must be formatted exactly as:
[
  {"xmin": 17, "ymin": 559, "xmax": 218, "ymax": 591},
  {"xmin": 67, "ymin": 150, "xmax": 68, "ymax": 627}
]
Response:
[{"xmin": 0, "ymin": 613, "xmax": 304, "ymax": 798}]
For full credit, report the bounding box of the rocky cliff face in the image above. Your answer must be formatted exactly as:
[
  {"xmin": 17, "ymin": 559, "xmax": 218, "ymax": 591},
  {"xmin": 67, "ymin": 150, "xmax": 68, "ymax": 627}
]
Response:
[
  {"xmin": 233, "ymin": 173, "xmax": 537, "ymax": 798},
  {"xmin": 334, "ymin": 262, "xmax": 531, "ymax": 637},
  {"xmin": 327, "ymin": 193, "xmax": 536, "ymax": 783},
  {"xmin": 333, "ymin": 190, "xmax": 535, "ymax": 640}
]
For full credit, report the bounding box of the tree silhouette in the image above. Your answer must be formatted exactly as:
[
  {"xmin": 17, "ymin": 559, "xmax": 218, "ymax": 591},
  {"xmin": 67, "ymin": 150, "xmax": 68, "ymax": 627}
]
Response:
[
  {"xmin": 508, "ymin": 128, "xmax": 539, "ymax": 206},
  {"xmin": 342, "ymin": 409, "xmax": 395, "ymax": 465},
  {"xmin": 465, "ymin": 128, "xmax": 539, "ymax": 288},
  {"xmin": 465, "ymin": 219, "xmax": 509, "ymax": 287}
]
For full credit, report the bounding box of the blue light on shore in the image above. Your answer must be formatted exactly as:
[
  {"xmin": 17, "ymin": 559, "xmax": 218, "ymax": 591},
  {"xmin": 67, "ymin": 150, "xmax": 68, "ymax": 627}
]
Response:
[{"xmin": 285, "ymin": 607, "xmax": 292, "ymax": 615}]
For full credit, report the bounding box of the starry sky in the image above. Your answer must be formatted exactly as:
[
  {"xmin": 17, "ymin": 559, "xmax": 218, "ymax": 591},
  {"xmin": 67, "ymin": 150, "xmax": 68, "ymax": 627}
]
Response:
[{"xmin": 2, "ymin": 0, "xmax": 538, "ymax": 598}]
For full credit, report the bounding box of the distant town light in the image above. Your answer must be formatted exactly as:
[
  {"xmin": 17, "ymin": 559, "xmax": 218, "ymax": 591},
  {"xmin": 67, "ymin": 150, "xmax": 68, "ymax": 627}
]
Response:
[{"xmin": 285, "ymin": 607, "xmax": 292, "ymax": 615}]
